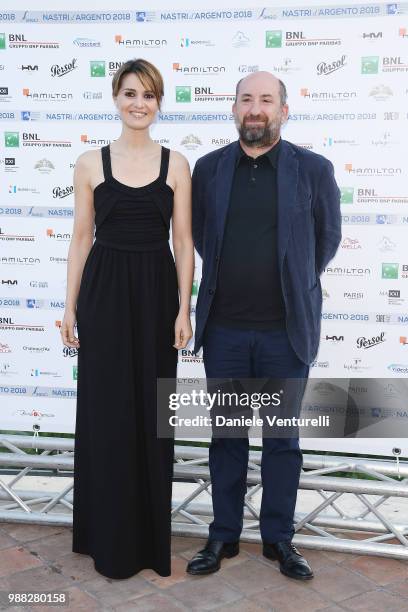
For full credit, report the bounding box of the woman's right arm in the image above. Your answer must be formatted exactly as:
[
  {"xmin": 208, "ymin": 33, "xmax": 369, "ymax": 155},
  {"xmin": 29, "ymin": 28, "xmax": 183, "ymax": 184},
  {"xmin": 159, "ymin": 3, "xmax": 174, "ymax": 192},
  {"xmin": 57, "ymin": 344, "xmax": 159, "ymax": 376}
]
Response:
[{"xmin": 60, "ymin": 152, "xmax": 96, "ymax": 348}]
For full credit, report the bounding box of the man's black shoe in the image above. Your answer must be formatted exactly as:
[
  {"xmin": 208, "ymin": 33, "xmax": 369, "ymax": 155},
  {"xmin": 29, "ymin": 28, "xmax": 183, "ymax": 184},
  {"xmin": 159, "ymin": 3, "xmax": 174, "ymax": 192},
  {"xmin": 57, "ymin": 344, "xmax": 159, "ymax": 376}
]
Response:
[
  {"xmin": 263, "ymin": 540, "xmax": 314, "ymax": 580},
  {"xmin": 186, "ymin": 539, "xmax": 239, "ymax": 575}
]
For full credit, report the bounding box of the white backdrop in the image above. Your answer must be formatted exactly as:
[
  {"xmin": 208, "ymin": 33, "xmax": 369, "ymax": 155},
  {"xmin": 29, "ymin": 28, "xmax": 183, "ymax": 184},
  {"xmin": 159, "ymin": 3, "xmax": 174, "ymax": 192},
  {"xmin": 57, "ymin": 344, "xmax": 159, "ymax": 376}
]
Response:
[{"xmin": 0, "ymin": 1, "xmax": 407, "ymax": 456}]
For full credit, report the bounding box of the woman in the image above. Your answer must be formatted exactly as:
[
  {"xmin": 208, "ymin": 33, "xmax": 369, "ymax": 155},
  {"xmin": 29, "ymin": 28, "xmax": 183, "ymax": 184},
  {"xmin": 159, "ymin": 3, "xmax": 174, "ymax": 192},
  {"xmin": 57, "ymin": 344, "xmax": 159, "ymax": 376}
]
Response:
[{"xmin": 60, "ymin": 58, "xmax": 194, "ymax": 579}]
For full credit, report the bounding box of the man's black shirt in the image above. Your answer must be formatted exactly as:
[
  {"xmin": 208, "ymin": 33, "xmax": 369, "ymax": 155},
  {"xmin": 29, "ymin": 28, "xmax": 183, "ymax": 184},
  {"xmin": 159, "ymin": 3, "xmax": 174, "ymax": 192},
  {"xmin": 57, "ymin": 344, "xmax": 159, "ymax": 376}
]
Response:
[{"xmin": 210, "ymin": 138, "xmax": 286, "ymax": 329}]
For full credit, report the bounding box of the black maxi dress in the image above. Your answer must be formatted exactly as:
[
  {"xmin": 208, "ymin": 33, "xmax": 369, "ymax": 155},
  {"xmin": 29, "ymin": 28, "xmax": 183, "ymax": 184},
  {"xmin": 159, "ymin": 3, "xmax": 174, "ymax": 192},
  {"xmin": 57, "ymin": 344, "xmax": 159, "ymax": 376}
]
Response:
[{"xmin": 72, "ymin": 145, "xmax": 179, "ymax": 579}]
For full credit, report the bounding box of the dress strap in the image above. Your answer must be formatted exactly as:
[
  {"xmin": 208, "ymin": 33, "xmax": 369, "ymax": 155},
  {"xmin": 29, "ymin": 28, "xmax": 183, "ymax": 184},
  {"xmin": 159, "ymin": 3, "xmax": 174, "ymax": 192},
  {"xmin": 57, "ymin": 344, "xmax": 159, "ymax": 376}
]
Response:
[
  {"xmin": 159, "ymin": 146, "xmax": 170, "ymax": 183},
  {"xmin": 101, "ymin": 145, "xmax": 112, "ymax": 181}
]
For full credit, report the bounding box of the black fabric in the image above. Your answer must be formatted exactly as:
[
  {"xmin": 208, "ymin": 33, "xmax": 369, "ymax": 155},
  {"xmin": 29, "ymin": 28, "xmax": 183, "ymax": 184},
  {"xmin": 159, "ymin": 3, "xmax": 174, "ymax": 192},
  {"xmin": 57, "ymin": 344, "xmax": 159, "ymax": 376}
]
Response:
[
  {"xmin": 73, "ymin": 145, "xmax": 179, "ymax": 579},
  {"xmin": 210, "ymin": 138, "xmax": 286, "ymax": 329}
]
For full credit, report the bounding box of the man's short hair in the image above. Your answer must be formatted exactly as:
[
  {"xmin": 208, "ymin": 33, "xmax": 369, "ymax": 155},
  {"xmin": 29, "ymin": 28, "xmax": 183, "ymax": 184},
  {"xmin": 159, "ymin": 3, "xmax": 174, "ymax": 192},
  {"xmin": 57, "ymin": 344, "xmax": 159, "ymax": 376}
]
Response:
[{"xmin": 235, "ymin": 76, "xmax": 287, "ymax": 106}]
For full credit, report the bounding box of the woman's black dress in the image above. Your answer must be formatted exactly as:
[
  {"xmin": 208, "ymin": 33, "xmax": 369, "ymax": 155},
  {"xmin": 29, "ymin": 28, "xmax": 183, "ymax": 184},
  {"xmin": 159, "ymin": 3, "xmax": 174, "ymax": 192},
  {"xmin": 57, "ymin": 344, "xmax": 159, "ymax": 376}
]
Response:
[{"xmin": 72, "ymin": 145, "xmax": 179, "ymax": 579}]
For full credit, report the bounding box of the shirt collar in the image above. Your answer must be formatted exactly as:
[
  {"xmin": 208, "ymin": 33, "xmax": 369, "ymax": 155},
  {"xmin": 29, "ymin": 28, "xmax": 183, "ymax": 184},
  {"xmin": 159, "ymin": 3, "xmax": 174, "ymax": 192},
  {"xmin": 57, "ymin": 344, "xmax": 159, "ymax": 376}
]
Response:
[{"xmin": 235, "ymin": 137, "xmax": 281, "ymax": 169}]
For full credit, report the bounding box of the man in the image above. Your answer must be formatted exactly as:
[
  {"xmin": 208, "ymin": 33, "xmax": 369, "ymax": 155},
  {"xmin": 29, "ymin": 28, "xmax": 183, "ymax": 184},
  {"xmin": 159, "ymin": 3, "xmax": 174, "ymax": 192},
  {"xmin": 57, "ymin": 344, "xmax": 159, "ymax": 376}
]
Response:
[{"xmin": 187, "ymin": 71, "xmax": 341, "ymax": 580}]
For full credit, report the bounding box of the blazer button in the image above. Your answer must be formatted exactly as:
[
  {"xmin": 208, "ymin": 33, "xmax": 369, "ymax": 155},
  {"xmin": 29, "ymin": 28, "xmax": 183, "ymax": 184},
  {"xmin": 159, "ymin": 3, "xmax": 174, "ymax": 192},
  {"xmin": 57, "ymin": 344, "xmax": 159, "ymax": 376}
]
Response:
[
  {"xmin": 215, "ymin": 256, "xmax": 219, "ymax": 262},
  {"xmin": 209, "ymin": 289, "xmax": 214, "ymax": 295}
]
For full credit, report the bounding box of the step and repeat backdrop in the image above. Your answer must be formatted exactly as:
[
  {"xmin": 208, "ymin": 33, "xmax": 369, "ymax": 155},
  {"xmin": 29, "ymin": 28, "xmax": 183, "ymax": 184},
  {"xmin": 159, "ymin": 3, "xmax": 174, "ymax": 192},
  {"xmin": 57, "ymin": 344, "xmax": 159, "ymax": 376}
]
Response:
[{"xmin": 0, "ymin": 4, "xmax": 407, "ymax": 454}]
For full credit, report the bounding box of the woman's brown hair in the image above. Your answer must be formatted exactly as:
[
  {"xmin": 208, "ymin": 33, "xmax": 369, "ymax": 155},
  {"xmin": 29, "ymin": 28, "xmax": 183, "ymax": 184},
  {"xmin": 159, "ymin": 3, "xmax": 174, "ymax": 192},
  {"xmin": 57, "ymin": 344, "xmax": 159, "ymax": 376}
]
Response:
[{"xmin": 111, "ymin": 59, "xmax": 164, "ymax": 110}]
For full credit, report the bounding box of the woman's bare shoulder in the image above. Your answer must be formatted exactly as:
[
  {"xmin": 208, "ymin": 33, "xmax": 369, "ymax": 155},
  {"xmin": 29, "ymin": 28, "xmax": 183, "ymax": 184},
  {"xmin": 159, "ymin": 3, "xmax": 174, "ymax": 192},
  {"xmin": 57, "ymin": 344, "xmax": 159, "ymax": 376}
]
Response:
[{"xmin": 168, "ymin": 149, "xmax": 190, "ymax": 173}]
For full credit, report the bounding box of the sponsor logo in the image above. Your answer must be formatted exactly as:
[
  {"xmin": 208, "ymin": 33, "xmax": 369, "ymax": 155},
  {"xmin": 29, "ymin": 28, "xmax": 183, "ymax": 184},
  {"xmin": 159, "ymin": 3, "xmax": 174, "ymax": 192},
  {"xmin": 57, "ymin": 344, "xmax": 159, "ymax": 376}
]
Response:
[
  {"xmin": 29, "ymin": 280, "xmax": 48, "ymax": 288},
  {"xmin": 324, "ymin": 267, "xmax": 370, "ymax": 277},
  {"xmin": 52, "ymin": 186, "xmax": 73, "ymax": 199},
  {"xmin": 388, "ymin": 363, "xmax": 408, "ymax": 374},
  {"xmin": 238, "ymin": 64, "xmax": 259, "ymax": 73},
  {"xmin": 344, "ymin": 292, "xmax": 364, "ymax": 300},
  {"xmin": 356, "ymin": 332, "xmax": 385, "ymax": 349},
  {"xmin": 63, "ymin": 346, "xmax": 78, "ymax": 357},
  {"xmin": 0, "ymin": 256, "xmax": 40, "ymax": 265},
  {"xmin": 114, "ymin": 35, "xmax": 167, "ymax": 48},
  {"xmin": 266, "ymin": 31, "xmax": 282, "ymax": 47},
  {"xmin": 341, "ymin": 237, "xmax": 362, "ymax": 249},
  {"xmin": 310, "ymin": 360, "xmax": 329, "ymax": 368},
  {"xmin": 14, "ymin": 409, "xmax": 55, "ymax": 419},
  {"xmin": 316, "ymin": 55, "xmax": 346, "ymax": 76},
  {"xmin": 323, "ymin": 136, "xmax": 357, "ymax": 147},
  {"xmin": 180, "ymin": 134, "xmax": 202, "ymax": 150},
  {"xmin": 376, "ymin": 215, "xmax": 394, "ymax": 225},
  {"xmin": 383, "ymin": 56, "xmax": 408, "ymax": 72},
  {"xmin": 191, "ymin": 280, "xmax": 199, "ymax": 296},
  {"xmin": 233, "ymin": 31, "xmax": 250, "ymax": 47},
  {"xmin": 340, "ymin": 187, "xmax": 354, "ymax": 204},
  {"xmin": 345, "ymin": 164, "xmax": 401, "ymax": 177},
  {"xmin": 46, "ymin": 229, "xmax": 72, "ymax": 241},
  {"xmin": 50, "ymin": 58, "xmax": 77, "ymax": 77},
  {"xmin": 34, "ymin": 159, "xmax": 55, "ymax": 174},
  {"xmin": 382, "ymin": 263, "xmax": 398, "ymax": 279},
  {"xmin": 82, "ymin": 91, "xmax": 103, "ymax": 100},
  {"xmin": 23, "ymin": 345, "xmax": 50, "ymax": 353},
  {"xmin": 379, "ymin": 289, "xmax": 403, "ymax": 306},
  {"xmin": 0, "ymin": 363, "xmax": 17, "ymax": 376},
  {"xmin": 369, "ymin": 84, "xmax": 393, "ymax": 101},
  {"xmin": 73, "ymin": 38, "xmax": 101, "ymax": 47},
  {"xmin": 90, "ymin": 61, "xmax": 105, "ymax": 77},
  {"xmin": 0, "ymin": 318, "xmax": 45, "ymax": 331},
  {"xmin": 4, "ymin": 132, "xmax": 18, "ymax": 147},
  {"xmin": 362, "ymin": 32, "xmax": 382, "ymax": 40},
  {"xmin": 176, "ymin": 86, "xmax": 191, "ymax": 102},
  {"xmin": 378, "ymin": 236, "xmax": 397, "ymax": 252},
  {"xmin": 323, "ymin": 334, "xmax": 344, "ymax": 343},
  {"xmin": 176, "ymin": 86, "xmax": 234, "ymax": 103},
  {"xmin": 344, "ymin": 358, "xmax": 371, "ymax": 372},
  {"xmin": 0, "ymin": 228, "xmax": 34, "ymax": 242},
  {"xmin": 180, "ymin": 37, "xmax": 215, "ymax": 48},
  {"xmin": 271, "ymin": 57, "xmax": 301, "ymax": 74},
  {"xmin": 212, "ymin": 138, "xmax": 231, "ymax": 147},
  {"xmin": 31, "ymin": 368, "xmax": 61, "ymax": 378},
  {"xmin": 9, "ymin": 184, "xmax": 39, "ymax": 195},
  {"xmin": 300, "ymin": 88, "xmax": 356, "ymax": 101},
  {"xmin": 5, "ymin": 33, "xmax": 59, "ymax": 49},
  {"xmin": 180, "ymin": 349, "xmax": 203, "ymax": 363},
  {"xmin": 11, "ymin": 132, "xmax": 71, "ymax": 148},
  {"xmin": 21, "ymin": 111, "xmax": 41, "ymax": 121},
  {"xmin": 172, "ymin": 63, "xmax": 226, "ymax": 74},
  {"xmin": 361, "ymin": 56, "xmax": 379, "ymax": 74},
  {"xmin": 384, "ymin": 111, "xmax": 399, "ymax": 121},
  {"xmin": 371, "ymin": 132, "xmax": 399, "ymax": 146}
]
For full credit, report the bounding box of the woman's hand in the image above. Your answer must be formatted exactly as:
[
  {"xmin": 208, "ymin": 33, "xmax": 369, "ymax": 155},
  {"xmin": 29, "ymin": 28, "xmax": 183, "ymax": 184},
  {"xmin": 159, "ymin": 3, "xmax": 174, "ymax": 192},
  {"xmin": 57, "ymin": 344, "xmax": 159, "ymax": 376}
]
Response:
[
  {"xmin": 173, "ymin": 311, "xmax": 193, "ymax": 350},
  {"xmin": 60, "ymin": 310, "xmax": 80, "ymax": 348}
]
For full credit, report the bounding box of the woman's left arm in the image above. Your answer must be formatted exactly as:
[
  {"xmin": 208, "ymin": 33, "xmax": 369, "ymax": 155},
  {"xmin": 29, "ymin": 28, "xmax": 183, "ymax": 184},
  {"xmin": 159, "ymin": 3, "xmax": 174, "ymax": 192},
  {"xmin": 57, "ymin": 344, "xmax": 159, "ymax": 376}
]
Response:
[{"xmin": 170, "ymin": 151, "xmax": 194, "ymax": 349}]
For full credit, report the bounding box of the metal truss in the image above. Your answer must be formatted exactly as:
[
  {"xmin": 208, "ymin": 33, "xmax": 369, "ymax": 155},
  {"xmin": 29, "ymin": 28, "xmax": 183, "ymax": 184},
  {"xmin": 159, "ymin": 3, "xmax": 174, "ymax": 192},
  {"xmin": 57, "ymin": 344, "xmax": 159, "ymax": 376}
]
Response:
[{"xmin": 0, "ymin": 435, "xmax": 407, "ymax": 559}]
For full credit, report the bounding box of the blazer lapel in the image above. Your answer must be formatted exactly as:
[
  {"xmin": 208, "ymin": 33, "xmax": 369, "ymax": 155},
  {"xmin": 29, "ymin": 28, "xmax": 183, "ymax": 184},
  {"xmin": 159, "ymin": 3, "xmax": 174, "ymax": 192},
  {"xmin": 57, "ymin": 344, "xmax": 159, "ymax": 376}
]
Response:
[
  {"xmin": 277, "ymin": 140, "xmax": 298, "ymax": 270},
  {"xmin": 216, "ymin": 141, "xmax": 239, "ymax": 244}
]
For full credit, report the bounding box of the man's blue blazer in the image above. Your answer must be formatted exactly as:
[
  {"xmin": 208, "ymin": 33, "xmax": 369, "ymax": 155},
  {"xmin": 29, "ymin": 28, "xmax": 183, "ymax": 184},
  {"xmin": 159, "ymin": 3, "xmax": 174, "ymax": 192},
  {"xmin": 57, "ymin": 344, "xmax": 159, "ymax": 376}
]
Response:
[{"xmin": 192, "ymin": 138, "xmax": 342, "ymax": 365}]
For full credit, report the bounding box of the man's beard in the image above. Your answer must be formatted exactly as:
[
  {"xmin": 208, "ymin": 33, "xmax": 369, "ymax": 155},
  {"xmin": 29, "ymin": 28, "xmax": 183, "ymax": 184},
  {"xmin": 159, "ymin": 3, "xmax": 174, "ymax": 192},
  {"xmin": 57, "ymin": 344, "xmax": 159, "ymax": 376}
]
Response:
[{"xmin": 236, "ymin": 116, "xmax": 281, "ymax": 147}]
